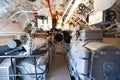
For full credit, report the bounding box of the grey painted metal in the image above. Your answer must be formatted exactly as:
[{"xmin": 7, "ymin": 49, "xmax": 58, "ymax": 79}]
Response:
[
  {"xmin": 0, "ymin": 58, "xmax": 16, "ymax": 80},
  {"xmin": 7, "ymin": 39, "xmax": 21, "ymax": 49},
  {"xmin": 67, "ymin": 42, "xmax": 89, "ymax": 80},
  {"xmin": 17, "ymin": 57, "xmax": 47, "ymax": 80},
  {"xmin": 0, "ymin": 45, "xmax": 12, "ymax": 55},
  {"xmin": 67, "ymin": 30, "xmax": 120, "ymax": 80},
  {"xmin": 84, "ymin": 41, "xmax": 120, "ymax": 52},
  {"xmin": 79, "ymin": 30, "xmax": 103, "ymax": 42}
]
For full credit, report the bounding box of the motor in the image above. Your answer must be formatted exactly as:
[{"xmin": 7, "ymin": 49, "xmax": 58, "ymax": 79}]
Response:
[{"xmin": 67, "ymin": 30, "xmax": 120, "ymax": 80}]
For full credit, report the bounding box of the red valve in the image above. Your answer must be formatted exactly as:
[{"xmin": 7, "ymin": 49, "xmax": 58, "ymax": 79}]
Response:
[
  {"xmin": 11, "ymin": 20, "xmax": 19, "ymax": 24},
  {"xmin": 33, "ymin": 12, "xmax": 38, "ymax": 18}
]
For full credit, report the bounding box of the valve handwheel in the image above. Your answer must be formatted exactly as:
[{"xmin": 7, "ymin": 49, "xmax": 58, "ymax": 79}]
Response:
[{"xmin": 107, "ymin": 10, "xmax": 116, "ymax": 21}]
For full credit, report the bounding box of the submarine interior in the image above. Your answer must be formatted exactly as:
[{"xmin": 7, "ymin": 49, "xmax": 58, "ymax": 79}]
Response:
[{"xmin": 0, "ymin": 0, "xmax": 120, "ymax": 80}]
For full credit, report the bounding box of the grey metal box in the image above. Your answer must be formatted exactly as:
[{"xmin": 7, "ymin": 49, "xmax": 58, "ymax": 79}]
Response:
[
  {"xmin": 80, "ymin": 30, "xmax": 103, "ymax": 41},
  {"xmin": 0, "ymin": 58, "xmax": 16, "ymax": 80}
]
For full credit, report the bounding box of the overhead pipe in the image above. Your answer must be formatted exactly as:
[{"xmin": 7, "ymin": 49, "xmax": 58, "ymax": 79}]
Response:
[
  {"xmin": 64, "ymin": 0, "xmax": 82, "ymax": 24},
  {"xmin": 46, "ymin": 0, "xmax": 53, "ymax": 20},
  {"xmin": 62, "ymin": 0, "xmax": 74, "ymax": 18},
  {"xmin": 56, "ymin": 10, "xmax": 59, "ymax": 19}
]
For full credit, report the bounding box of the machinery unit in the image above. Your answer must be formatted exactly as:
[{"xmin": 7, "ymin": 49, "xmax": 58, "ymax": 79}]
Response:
[
  {"xmin": 0, "ymin": 58, "xmax": 16, "ymax": 80},
  {"xmin": 17, "ymin": 57, "xmax": 47, "ymax": 80},
  {"xmin": 0, "ymin": 34, "xmax": 50, "ymax": 80},
  {"xmin": 88, "ymin": 9, "xmax": 116, "ymax": 26},
  {"xmin": 52, "ymin": 31, "xmax": 70, "ymax": 54},
  {"xmin": 0, "ymin": 45, "xmax": 12, "ymax": 55},
  {"xmin": 0, "ymin": 45, "xmax": 13, "ymax": 63},
  {"xmin": 79, "ymin": 30, "xmax": 103, "ymax": 42},
  {"xmin": 67, "ymin": 30, "xmax": 120, "ymax": 80},
  {"xmin": 88, "ymin": 11, "xmax": 107, "ymax": 26}
]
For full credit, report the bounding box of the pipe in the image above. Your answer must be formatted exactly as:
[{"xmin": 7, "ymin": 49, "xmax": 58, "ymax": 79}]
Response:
[
  {"xmin": 62, "ymin": 0, "xmax": 73, "ymax": 18},
  {"xmin": 10, "ymin": 11, "xmax": 34, "ymax": 20},
  {"xmin": 5, "ymin": 47, "xmax": 21, "ymax": 55},
  {"xmin": 64, "ymin": 0, "xmax": 82, "ymax": 24},
  {"xmin": 115, "ymin": 4, "xmax": 120, "ymax": 13},
  {"xmin": 56, "ymin": 10, "xmax": 59, "ymax": 19},
  {"xmin": 46, "ymin": 0, "xmax": 53, "ymax": 19}
]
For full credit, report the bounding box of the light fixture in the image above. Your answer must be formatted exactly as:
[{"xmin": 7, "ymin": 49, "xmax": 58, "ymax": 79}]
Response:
[{"xmin": 94, "ymin": 0, "xmax": 116, "ymax": 11}]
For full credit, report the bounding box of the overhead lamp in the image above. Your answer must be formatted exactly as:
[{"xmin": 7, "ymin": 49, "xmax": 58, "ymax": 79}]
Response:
[{"xmin": 94, "ymin": 0, "xmax": 116, "ymax": 11}]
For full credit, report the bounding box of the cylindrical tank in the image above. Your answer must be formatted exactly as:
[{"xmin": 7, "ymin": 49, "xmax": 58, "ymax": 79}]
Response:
[{"xmin": 7, "ymin": 39, "xmax": 21, "ymax": 49}]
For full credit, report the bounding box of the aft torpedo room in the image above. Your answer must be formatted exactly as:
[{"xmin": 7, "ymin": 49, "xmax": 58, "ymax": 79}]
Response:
[{"xmin": 0, "ymin": 0, "xmax": 120, "ymax": 80}]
